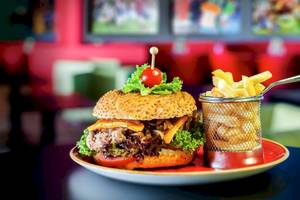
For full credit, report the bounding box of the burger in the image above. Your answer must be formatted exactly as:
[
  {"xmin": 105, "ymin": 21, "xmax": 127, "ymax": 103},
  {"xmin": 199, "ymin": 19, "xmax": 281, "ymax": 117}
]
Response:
[{"xmin": 76, "ymin": 64, "xmax": 203, "ymax": 169}]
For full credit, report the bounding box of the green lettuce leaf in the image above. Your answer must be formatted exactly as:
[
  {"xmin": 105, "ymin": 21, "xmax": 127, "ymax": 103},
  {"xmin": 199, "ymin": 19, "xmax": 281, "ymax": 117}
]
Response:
[
  {"xmin": 171, "ymin": 121, "xmax": 204, "ymax": 152},
  {"xmin": 151, "ymin": 77, "xmax": 182, "ymax": 95},
  {"xmin": 122, "ymin": 64, "xmax": 182, "ymax": 96},
  {"xmin": 77, "ymin": 129, "xmax": 95, "ymax": 156},
  {"xmin": 109, "ymin": 143, "xmax": 126, "ymax": 157}
]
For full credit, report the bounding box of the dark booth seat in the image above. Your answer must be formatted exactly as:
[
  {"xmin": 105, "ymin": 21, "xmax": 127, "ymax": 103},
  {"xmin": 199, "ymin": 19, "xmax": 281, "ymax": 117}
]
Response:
[{"xmin": 269, "ymin": 89, "xmax": 300, "ymax": 106}]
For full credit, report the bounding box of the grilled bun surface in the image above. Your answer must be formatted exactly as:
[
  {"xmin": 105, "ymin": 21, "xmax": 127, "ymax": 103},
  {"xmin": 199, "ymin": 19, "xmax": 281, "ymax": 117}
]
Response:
[
  {"xmin": 93, "ymin": 149, "xmax": 194, "ymax": 169},
  {"xmin": 93, "ymin": 90, "xmax": 197, "ymax": 121}
]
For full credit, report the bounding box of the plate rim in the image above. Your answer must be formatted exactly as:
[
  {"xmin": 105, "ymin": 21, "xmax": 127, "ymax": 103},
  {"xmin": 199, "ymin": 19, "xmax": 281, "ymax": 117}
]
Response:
[{"xmin": 69, "ymin": 138, "xmax": 289, "ymax": 176}]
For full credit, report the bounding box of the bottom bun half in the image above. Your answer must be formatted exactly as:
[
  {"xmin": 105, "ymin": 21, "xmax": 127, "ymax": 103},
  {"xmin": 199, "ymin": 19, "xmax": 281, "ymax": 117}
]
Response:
[{"xmin": 93, "ymin": 149, "xmax": 194, "ymax": 170}]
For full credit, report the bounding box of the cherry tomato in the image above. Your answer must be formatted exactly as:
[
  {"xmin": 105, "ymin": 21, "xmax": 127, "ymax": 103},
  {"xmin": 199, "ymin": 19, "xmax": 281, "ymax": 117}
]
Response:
[
  {"xmin": 94, "ymin": 153, "xmax": 135, "ymax": 168},
  {"xmin": 141, "ymin": 67, "xmax": 163, "ymax": 87}
]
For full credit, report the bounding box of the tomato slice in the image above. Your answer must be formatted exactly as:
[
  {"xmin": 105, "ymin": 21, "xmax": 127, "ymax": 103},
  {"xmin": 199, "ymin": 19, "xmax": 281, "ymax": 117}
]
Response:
[{"xmin": 94, "ymin": 153, "xmax": 135, "ymax": 168}]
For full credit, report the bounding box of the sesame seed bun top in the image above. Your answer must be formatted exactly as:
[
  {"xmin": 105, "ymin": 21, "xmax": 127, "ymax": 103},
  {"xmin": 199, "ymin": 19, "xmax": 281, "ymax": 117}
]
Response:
[{"xmin": 92, "ymin": 90, "xmax": 197, "ymax": 120}]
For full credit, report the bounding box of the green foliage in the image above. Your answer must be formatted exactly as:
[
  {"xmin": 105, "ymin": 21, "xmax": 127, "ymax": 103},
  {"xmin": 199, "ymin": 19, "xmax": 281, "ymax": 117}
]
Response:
[
  {"xmin": 109, "ymin": 143, "xmax": 127, "ymax": 157},
  {"xmin": 122, "ymin": 64, "xmax": 182, "ymax": 96},
  {"xmin": 77, "ymin": 129, "xmax": 95, "ymax": 156},
  {"xmin": 171, "ymin": 121, "xmax": 204, "ymax": 152}
]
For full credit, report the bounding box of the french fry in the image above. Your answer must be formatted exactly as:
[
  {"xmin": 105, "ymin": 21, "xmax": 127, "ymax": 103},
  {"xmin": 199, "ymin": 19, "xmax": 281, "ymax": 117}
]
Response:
[
  {"xmin": 243, "ymin": 102, "xmax": 259, "ymax": 111},
  {"xmin": 218, "ymin": 127, "xmax": 251, "ymax": 144},
  {"xmin": 245, "ymin": 111, "xmax": 256, "ymax": 119},
  {"xmin": 211, "ymin": 87, "xmax": 225, "ymax": 97},
  {"xmin": 204, "ymin": 103, "xmax": 232, "ymax": 115},
  {"xmin": 235, "ymin": 109, "xmax": 255, "ymax": 119},
  {"xmin": 249, "ymin": 71, "xmax": 272, "ymax": 84},
  {"xmin": 252, "ymin": 116, "xmax": 261, "ymax": 131},
  {"xmin": 212, "ymin": 69, "xmax": 234, "ymax": 84},
  {"xmin": 206, "ymin": 123, "xmax": 221, "ymax": 147},
  {"xmin": 212, "ymin": 76, "xmax": 220, "ymax": 87},
  {"xmin": 231, "ymin": 102, "xmax": 258, "ymax": 119},
  {"xmin": 234, "ymin": 71, "xmax": 272, "ymax": 88},
  {"xmin": 206, "ymin": 122, "xmax": 220, "ymax": 140},
  {"xmin": 216, "ymin": 125, "xmax": 228, "ymax": 139},
  {"xmin": 232, "ymin": 82, "xmax": 243, "ymax": 89},
  {"xmin": 207, "ymin": 113, "xmax": 240, "ymax": 127},
  {"xmin": 226, "ymin": 72, "xmax": 234, "ymax": 83},
  {"xmin": 232, "ymin": 88, "xmax": 249, "ymax": 97},
  {"xmin": 231, "ymin": 102, "xmax": 257, "ymax": 116},
  {"xmin": 216, "ymin": 79, "xmax": 235, "ymax": 97},
  {"xmin": 255, "ymin": 83, "xmax": 266, "ymax": 95},
  {"xmin": 214, "ymin": 140, "xmax": 258, "ymax": 151},
  {"xmin": 242, "ymin": 76, "xmax": 256, "ymax": 96},
  {"xmin": 205, "ymin": 91, "xmax": 213, "ymax": 96},
  {"xmin": 241, "ymin": 121, "xmax": 256, "ymax": 135}
]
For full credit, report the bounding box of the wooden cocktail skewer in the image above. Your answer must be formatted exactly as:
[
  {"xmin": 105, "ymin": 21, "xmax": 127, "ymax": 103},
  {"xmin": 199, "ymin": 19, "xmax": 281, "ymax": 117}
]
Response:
[
  {"xmin": 140, "ymin": 46, "xmax": 162, "ymax": 87},
  {"xmin": 149, "ymin": 47, "xmax": 158, "ymax": 70}
]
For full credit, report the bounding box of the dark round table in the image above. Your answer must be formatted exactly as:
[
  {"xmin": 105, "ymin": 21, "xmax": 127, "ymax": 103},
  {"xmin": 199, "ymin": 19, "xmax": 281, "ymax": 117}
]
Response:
[{"xmin": 64, "ymin": 147, "xmax": 300, "ymax": 200}]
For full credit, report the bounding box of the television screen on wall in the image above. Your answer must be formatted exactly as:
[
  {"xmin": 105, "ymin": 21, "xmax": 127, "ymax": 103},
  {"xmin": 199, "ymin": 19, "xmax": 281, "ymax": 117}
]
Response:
[
  {"xmin": 89, "ymin": 0, "xmax": 159, "ymax": 35},
  {"xmin": 32, "ymin": 0, "xmax": 55, "ymax": 39},
  {"xmin": 172, "ymin": 0, "xmax": 241, "ymax": 35},
  {"xmin": 252, "ymin": 0, "xmax": 300, "ymax": 35}
]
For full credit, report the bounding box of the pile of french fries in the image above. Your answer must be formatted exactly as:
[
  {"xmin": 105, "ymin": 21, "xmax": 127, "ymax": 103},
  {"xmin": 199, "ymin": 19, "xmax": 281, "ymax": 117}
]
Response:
[
  {"xmin": 202, "ymin": 69, "xmax": 273, "ymax": 151},
  {"xmin": 205, "ymin": 69, "xmax": 272, "ymax": 98},
  {"xmin": 203, "ymin": 101, "xmax": 261, "ymax": 151}
]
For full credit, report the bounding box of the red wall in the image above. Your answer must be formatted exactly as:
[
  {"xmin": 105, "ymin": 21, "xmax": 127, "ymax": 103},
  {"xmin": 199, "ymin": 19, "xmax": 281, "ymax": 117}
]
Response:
[
  {"xmin": 153, "ymin": 41, "xmax": 300, "ymax": 86},
  {"xmin": 1, "ymin": 0, "xmax": 300, "ymax": 94},
  {"xmin": 28, "ymin": 0, "xmax": 148, "ymax": 94},
  {"xmin": 0, "ymin": 41, "xmax": 25, "ymax": 74}
]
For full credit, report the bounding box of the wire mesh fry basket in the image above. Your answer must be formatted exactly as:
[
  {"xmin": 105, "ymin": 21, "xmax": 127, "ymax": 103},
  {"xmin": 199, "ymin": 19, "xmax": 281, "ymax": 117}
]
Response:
[{"xmin": 199, "ymin": 95, "xmax": 264, "ymax": 169}]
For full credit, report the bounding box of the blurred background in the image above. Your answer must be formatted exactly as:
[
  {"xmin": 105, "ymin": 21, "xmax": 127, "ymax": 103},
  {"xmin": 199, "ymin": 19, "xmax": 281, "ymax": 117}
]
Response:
[{"xmin": 0, "ymin": 0, "xmax": 300, "ymax": 199}]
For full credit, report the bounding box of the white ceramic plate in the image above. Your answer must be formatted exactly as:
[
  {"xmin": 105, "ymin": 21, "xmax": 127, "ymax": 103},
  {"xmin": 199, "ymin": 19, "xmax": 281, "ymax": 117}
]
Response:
[{"xmin": 70, "ymin": 139, "xmax": 289, "ymax": 186}]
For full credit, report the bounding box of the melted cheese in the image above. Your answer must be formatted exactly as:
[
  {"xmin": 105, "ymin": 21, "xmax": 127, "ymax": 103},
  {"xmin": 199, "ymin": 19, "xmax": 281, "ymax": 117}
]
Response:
[
  {"xmin": 163, "ymin": 116, "xmax": 188, "ymax": 144},
  {"xmin": 88, "ymin": 119, "xmax": 144, "ymax": 132}
]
